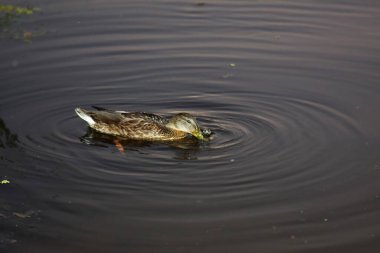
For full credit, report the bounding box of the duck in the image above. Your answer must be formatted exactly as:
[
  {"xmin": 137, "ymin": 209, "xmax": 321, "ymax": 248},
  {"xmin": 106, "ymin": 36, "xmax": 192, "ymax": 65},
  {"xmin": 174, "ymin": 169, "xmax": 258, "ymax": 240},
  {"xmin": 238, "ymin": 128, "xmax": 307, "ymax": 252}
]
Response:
[{"xmin": 75, "ymin": 106, "xmax": 206, "ymax": 141}]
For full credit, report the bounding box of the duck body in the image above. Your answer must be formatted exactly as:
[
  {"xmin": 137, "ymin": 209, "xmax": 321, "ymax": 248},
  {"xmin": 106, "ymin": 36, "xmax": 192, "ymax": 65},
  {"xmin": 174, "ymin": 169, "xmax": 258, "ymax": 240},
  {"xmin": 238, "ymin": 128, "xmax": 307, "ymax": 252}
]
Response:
[{"xmin": 75, "ymin": 107, "xmax": 205, "ymax": 141}]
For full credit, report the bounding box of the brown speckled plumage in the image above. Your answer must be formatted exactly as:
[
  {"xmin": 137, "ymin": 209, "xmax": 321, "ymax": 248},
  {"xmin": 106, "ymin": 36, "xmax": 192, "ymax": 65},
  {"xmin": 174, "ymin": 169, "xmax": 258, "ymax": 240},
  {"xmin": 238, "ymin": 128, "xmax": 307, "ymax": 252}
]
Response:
[{"xmin": 75, "ymin": 107, "xmax": 202, "ymax": 141}]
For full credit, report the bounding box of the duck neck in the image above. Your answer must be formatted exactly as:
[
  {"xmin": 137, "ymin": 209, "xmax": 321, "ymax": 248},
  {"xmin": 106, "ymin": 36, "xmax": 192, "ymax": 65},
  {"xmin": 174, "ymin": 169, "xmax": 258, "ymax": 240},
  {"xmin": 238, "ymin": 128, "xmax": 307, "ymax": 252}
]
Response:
[{"xmin": 165, "ymin": 122, "xmax": 176, "ymax": 129}]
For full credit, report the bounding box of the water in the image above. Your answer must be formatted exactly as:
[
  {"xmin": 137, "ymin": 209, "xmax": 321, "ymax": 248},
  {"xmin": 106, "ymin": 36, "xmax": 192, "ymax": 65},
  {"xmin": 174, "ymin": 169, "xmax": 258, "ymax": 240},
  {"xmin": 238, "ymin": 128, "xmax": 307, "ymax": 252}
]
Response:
[{"xmin": 1, "ymin": 0, "xmax": 380, "ymax": 252}]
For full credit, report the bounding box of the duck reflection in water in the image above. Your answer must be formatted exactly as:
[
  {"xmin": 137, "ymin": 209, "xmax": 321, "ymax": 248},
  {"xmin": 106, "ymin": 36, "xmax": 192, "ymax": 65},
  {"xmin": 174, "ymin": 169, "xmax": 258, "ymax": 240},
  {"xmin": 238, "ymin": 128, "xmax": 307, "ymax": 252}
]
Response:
[{"xmin": 79, "ymin": 127, "xmax": 213, "ymax": 160}]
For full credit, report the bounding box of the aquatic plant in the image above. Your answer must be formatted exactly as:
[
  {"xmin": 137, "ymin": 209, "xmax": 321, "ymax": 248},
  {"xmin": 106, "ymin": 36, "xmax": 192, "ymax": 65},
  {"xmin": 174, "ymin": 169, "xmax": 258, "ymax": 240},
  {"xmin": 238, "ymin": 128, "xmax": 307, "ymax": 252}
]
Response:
[
  {"xmin": 0, "ymin": 4, "xmax": 42, "ymax": 42},
  {"xmin": 0, "ymin": 5, "xmax": 39, "ymax": 15}
]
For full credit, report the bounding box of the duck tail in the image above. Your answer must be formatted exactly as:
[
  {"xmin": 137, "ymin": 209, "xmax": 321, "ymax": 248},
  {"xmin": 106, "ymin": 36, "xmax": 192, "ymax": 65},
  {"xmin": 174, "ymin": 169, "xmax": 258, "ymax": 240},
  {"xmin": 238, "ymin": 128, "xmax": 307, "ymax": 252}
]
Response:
[{"xmin": 75, "ymin": 107, "xmax": 96, "ymax": 126}]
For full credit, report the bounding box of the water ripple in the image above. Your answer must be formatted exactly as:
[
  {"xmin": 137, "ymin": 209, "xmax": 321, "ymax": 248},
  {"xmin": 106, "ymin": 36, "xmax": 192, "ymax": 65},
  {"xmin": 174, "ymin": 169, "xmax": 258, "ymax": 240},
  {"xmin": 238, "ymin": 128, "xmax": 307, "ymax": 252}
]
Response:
[{"xmin": 5, "ymin": 90, "xmax": 363, "ymax": 202}]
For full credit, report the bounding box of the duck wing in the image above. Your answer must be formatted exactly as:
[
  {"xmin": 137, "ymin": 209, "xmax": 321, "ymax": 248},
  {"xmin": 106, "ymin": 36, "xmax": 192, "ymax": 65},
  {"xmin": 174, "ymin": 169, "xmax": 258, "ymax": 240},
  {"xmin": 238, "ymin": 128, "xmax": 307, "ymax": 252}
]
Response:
[
  {"xmin": 120, "ymin": 112, "xmax": 169, "ymax": 125},
  {"xmin": 117, "ymin": 113, "xmax": 175, "ymax": 139},
  {"xmin": 91, "ymin": 106, "xmax": 169, "ymax": 125}
]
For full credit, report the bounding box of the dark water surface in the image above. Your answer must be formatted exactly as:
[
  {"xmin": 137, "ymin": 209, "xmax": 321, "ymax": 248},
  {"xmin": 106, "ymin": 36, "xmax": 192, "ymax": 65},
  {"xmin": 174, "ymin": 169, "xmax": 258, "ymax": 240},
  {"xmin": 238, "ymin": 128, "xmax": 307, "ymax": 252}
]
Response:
[{"xmin": 1, "ymin": 0, "xmax": 380, "ymax": 252}]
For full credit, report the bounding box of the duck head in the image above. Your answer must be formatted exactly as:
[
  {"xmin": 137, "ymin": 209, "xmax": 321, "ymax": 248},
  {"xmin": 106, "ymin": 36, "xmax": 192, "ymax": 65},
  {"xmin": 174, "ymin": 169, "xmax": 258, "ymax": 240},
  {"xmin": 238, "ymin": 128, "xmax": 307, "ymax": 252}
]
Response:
[{"xmin": 166, "ymin": 113, "xmax": 204, "ymax": 140}]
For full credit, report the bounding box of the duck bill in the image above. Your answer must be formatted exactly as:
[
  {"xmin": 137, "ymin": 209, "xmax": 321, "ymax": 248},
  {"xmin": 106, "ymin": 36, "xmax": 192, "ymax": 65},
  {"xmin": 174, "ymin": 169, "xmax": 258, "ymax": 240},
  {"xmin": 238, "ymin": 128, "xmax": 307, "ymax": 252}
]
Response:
[{"xmin": 192, "ymin": 130, "xmax": 204, "ymax": 140}]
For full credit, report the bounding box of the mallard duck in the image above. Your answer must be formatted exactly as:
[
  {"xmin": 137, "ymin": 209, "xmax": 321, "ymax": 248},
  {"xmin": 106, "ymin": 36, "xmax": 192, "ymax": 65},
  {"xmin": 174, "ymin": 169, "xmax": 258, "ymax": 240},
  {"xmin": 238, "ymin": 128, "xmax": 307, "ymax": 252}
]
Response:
[{"xmin": 75, "ymin": 107, "xmax": 205, "ymax": 141}]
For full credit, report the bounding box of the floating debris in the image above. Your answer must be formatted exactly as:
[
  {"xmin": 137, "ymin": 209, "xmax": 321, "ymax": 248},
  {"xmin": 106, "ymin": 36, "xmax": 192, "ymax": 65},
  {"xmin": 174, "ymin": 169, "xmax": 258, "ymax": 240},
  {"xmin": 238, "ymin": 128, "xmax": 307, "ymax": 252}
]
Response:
[
  {"xmin": 222, "ymin": 73, "xmax": 234, "ymax": 79},
  {"xmin": 13, "ymin": 210, "xmax": 36, "ymax": 219},
  {"xmin": 1, "ymin": 179, "xmax": 10, "ymax": 184}
]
